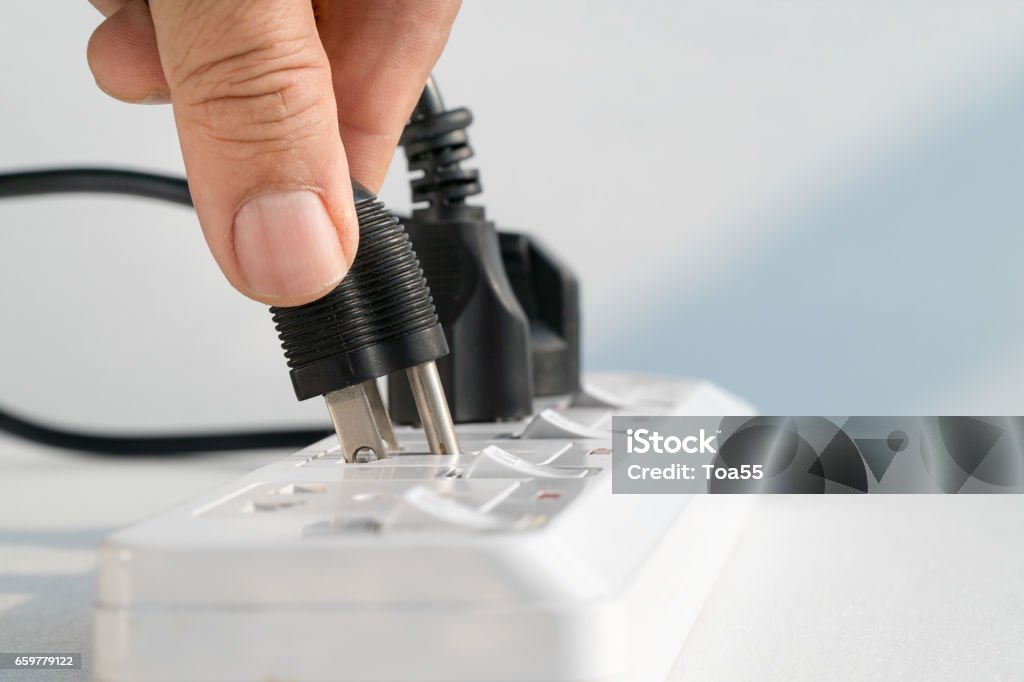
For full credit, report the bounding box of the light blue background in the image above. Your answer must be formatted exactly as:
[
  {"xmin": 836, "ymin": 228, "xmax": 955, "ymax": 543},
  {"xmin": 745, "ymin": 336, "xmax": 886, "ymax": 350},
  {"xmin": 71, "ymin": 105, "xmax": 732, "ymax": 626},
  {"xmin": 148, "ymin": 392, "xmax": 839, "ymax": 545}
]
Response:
[{"xmin": 2, "ymin": 1, "xmax": 1024, "ymax": 432}]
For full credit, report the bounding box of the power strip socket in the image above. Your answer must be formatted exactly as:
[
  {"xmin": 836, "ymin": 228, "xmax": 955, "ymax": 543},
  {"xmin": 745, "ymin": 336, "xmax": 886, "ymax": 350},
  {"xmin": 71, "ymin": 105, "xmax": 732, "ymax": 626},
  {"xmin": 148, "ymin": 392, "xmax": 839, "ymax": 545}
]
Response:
[{"xmin": 93, "ymin": 373, "xmax": 755, "ymax": 682}]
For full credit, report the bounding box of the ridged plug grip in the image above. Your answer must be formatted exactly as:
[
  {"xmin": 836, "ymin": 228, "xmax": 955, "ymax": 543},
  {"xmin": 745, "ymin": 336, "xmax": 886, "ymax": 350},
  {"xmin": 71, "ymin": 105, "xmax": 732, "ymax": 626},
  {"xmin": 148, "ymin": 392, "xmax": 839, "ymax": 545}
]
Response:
[{"xmin": 270, "ymin": 181, "xmax": 448, "ymax": 401}]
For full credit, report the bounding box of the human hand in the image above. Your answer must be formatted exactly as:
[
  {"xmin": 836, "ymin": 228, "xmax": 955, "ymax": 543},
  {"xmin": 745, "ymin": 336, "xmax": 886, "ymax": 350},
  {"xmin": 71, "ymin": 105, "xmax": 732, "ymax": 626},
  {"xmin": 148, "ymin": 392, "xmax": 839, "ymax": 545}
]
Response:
[{"xmin": 87, "ymin": 0, "xmax": 460, "ymax": 305}]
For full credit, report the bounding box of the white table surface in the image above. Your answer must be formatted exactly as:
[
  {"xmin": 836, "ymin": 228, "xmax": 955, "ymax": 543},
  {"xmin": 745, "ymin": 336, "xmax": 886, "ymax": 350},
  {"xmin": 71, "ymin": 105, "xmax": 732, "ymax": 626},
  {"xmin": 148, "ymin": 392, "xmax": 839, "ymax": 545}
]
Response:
[{"xmin": 2, "ymin": 434, "xmax": 1022, "ymax": 682}]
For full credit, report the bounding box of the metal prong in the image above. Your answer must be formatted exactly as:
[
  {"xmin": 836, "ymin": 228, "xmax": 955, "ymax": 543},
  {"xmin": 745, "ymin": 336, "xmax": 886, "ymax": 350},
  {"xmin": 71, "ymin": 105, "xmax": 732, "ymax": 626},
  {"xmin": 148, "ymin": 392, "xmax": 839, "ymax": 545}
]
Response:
[
  {"xmin": 406, "ymin": 361, "xmax": 460, "ymax": 455},
  {"xmin": 361, "ymin": 379, "xmax": 399, "ymax": 451},
  {"xmin": 324, "ymin": 384, "xmax": 388, "ymax": 463}
]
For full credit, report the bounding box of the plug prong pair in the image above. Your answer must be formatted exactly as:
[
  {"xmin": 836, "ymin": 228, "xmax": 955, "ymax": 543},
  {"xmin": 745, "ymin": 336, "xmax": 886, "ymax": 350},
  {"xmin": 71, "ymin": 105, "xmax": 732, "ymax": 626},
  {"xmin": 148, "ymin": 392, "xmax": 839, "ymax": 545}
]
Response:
[{"xmin": 325, "ymin": 363, "xmax": 460, "ymax": 462}]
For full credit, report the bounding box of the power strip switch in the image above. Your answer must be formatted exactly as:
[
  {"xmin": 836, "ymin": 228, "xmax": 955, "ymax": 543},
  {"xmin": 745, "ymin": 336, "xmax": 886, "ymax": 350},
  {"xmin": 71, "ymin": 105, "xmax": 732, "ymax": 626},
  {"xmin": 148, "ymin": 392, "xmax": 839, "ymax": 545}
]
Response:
[{"xmin": 93, "ymin": 373, "xmax": 755, "ymax": 682}]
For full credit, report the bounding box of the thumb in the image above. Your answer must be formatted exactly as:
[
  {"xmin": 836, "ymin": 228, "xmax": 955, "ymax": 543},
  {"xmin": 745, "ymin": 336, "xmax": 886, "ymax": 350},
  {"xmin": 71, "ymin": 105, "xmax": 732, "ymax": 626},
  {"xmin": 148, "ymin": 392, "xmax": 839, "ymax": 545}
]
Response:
[{"xmin": 149, "ymin": 0, "xmax": 356, "ymax": 306}]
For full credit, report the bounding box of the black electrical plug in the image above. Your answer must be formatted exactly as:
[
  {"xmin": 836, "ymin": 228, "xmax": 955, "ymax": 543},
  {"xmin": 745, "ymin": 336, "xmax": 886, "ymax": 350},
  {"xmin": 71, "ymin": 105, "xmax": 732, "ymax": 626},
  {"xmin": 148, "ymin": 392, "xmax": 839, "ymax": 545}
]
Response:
[
  {"xmin": 270, "ymin": 180, "xmax": 459, "ymax": 461},
  {"xmin": 388, "ymin": 79, "xmax": 535, "ymax": 425}
]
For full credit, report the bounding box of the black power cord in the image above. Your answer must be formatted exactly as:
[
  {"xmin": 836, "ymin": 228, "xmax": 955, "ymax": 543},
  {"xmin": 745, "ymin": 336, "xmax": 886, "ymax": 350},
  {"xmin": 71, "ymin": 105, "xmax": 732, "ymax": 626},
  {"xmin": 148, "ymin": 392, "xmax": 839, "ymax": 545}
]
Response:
[
  {"xmin": 0, "ymin": 167, "xmax": 329, "ymax": 456},
  {"xmin": 0, "ymin": 408, "xmax": 328, "ymax": 457},
  {"xmin": 0, "ymin": 168, "xmax": 192, "ymax": 206}
]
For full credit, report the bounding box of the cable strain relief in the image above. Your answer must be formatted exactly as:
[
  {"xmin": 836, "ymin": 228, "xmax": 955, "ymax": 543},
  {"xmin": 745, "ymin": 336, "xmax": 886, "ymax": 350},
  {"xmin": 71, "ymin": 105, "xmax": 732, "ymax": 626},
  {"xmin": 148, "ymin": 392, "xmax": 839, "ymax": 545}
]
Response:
[{"xmin": 400, "ymin": 106, "xmax": 482, "ymax": 210}]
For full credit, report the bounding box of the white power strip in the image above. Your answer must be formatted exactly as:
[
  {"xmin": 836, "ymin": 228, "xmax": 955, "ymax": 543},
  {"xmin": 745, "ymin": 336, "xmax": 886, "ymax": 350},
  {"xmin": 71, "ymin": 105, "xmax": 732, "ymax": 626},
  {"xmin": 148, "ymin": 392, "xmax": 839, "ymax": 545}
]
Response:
[{"xmin": 93, "ymin": 373, "xmax": 755, "ymax": 682}]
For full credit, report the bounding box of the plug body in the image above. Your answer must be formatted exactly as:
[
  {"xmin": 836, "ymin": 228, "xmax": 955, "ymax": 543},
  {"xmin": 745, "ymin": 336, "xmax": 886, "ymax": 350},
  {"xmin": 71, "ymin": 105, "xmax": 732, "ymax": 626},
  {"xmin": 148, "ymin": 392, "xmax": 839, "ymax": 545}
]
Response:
[
  {"xmin": 500, "ymin": 232, "xmax": 581, "ymax": 397},
  {"xmin": 389, "ymin": 209, "xmax": 534, "ymax": 424},
  {"xmin": 388, "ymin": 87, "xmax": 536, "ymax": 424},
  {"xmin": 271, "ymin": 181, "xmax": 459, "ymax": 460}
]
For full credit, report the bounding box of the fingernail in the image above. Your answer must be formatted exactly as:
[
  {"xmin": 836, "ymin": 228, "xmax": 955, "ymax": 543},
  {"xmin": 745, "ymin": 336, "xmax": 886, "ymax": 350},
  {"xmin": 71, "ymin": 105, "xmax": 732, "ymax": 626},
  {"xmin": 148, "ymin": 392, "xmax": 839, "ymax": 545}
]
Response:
[
  {"xmin": 234, "ymin": 191, "xmax": 348, "ymax": 301},
  {"xmin": 93, "ymin": 78, "xmax": 170, "ymax": 105},
  {"xmin": 139, "ymin": 92, "xmax": 171, "ymax": 105}
]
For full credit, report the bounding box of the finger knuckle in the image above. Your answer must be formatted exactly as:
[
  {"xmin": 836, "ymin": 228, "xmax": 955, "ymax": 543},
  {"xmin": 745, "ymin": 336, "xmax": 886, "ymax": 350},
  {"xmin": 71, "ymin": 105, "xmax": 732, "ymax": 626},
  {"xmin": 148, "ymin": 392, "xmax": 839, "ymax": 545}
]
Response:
[{"xmin": 172, "ymin": 35, "xmax": 332, "ymax": 154}]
